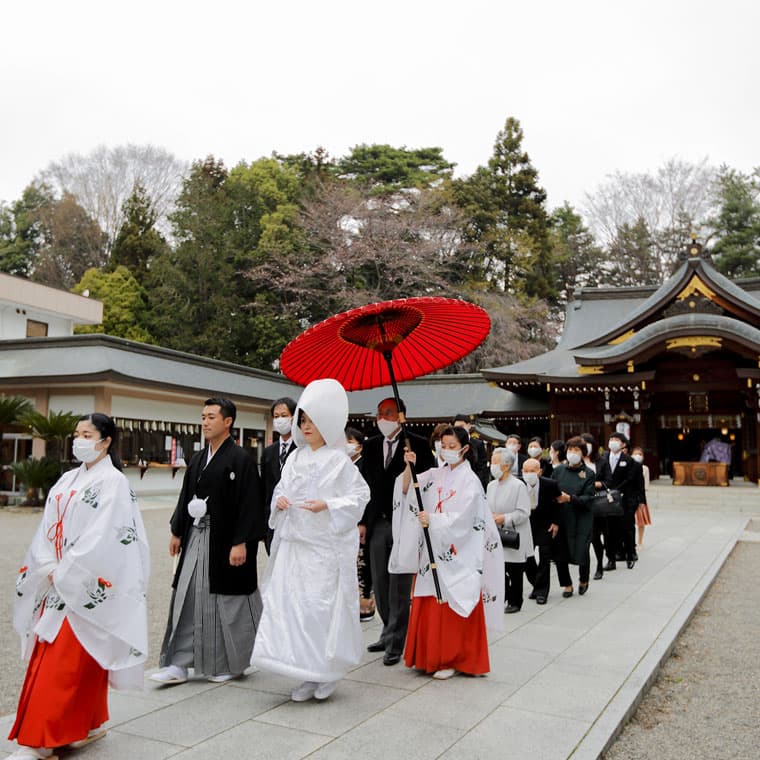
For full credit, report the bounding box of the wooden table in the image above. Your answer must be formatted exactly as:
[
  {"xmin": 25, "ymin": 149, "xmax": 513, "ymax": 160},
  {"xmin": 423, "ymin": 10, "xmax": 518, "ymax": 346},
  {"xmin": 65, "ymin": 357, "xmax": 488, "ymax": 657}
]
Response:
[{"xmin": 672, "ymin": 461, "xmax": 729, "ymax": 486}]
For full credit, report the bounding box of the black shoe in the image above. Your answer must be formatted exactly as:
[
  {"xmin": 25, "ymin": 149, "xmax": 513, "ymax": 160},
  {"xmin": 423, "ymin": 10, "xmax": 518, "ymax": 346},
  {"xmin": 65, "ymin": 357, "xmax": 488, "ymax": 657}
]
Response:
[
  {"xmin": 536, "ymin": 596, "xmax": 547, "ymax": 605},
  {"xmin": 383, "ymin": 652, "xmax": 401, "ymax": 666},
  {"xmin": 593, "ymin": 566, "xmax": 603, "ymax": 580},
  {"xmin": 367, "ymin": 640, "xmax": 385, "ymax": 653},
  {"xmin": 632, "ymin": 551, "xmax": 639, "ymax": 561},
  {"xmin": 615, "ymin": 552, "xmax": 624, "ymax": 561},
  {"xmin": 578, "ymin": 582, "xmax": 589, "ymax": 596},
  {"xmin": 562, "ymin": 588, "xmax": 574, "ymax": 598},
  {"xmin": 528, "ymin": 589, "xmax": 537, "ymax": 600},
  {"xmin": 626, "ymin": 559, "xmax": 636, "ymax": 569},
  {"xmin": 504, "ymin": 604, "xmax": 521, "ymax": 614},
  {"xmin": 604, "ymin": 561, "xmax": 616, "ymax": 571}
]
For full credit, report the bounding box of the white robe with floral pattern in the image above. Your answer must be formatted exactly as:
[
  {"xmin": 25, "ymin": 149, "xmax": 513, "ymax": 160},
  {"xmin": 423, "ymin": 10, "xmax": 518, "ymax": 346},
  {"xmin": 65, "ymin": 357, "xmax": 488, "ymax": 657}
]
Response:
[
  {"xmin": 13, "ymin": 456, "xmax": 150, "ymax": 689},
  {"xmin": 390, "ymin": 460, "xmax": 504, "ymax": 632}
]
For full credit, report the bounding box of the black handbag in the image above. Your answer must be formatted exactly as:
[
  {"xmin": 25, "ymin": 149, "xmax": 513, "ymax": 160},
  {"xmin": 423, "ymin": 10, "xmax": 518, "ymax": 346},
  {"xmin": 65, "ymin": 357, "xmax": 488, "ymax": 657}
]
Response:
[
  {"xmin": 590, "ymin": 488, "xmax": 624, "ymax": 517},
  {"xmin": 498, "ymin": 524, "xmax": 520, "ymax": 549}
]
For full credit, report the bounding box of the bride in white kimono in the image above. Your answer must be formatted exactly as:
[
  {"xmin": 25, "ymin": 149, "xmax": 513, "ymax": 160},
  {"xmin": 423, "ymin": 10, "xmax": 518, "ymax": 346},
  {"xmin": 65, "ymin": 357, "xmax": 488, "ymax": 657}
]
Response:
[
  {"xmin": 8, "ymin": 413, "xmax": 149, "ymax": 760},
  {"xmin": 252, "ymin": 378, "xmax": 370, "ymax": 702}
]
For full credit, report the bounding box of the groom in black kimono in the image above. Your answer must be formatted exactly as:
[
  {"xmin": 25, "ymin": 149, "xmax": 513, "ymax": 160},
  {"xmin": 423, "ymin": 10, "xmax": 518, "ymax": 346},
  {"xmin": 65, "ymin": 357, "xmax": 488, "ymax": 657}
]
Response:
[{"xmin": 152, "ymin": 397, "xmax": 265, "ymax": 685}]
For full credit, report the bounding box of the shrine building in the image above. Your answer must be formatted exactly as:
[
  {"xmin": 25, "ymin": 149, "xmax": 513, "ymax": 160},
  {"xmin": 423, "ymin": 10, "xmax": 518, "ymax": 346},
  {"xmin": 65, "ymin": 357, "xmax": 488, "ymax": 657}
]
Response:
[{"xmin": 483, "ymin": 243, "xmax": 760, "ymax": 485}]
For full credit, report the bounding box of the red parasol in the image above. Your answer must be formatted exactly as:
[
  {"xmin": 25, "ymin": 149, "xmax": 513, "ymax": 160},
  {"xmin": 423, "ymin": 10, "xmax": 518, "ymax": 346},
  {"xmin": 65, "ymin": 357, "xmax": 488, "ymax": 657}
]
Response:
[
  {"xmin": 279, "ymin": 297, "xmax": 491, "ymax": 390},
  {"xmin": 280, "ymin": 297, "xmax": 491, "ymax": 604}
]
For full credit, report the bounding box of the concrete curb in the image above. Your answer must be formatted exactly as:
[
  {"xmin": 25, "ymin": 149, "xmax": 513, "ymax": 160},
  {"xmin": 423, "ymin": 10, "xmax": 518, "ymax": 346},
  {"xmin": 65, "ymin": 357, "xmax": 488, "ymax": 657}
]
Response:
[{"xmin": 569, "ymin": 515, "xmax": 751, "ymax": 759}]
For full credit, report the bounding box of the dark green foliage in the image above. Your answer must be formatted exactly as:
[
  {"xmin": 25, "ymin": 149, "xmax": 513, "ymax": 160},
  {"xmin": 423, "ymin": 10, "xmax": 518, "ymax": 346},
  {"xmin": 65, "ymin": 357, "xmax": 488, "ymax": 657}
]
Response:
[
  {"xmin": 710, "ymin": 167, "xmax": 760, "ymax": 278},
  {"xmin": 606, "ymin": 218, "xmax": 661, "ymax": 286},
  {"xmin": 452, "ymin": 117, "xmax": 556, "ymax": 302},
  {"xmin": 336, "ymin": 144, "xmax": 454, "ymax": 195},
  {"xmin": 73, "ymin": 266, "xmax": 154, "ymax": 342},
  {"xmin": 550, "ymin": 203, "xmax": 605, "ymax": 301},
  {"xmin": 10, "ymin": 457, "xmax": 62, "ymax": 505},
  {"xmin": 110, "ymin": 183, "xmax": 168, "ymax": 280}
]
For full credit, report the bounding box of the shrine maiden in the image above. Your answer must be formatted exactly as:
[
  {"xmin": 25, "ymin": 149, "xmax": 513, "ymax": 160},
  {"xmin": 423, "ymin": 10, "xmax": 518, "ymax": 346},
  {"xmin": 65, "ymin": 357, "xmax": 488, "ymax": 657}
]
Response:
[
  {"xmin": 391, "ymin": 426, "xmax": 503, "ymax": 679},
  {"xmin": 8, "ymin": 414, "xmax": 149, "ymax": 760}
]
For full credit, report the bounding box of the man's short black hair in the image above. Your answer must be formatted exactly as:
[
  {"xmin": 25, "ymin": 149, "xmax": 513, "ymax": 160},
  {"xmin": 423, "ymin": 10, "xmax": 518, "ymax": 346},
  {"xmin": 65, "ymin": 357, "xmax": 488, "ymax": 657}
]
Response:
[
  {"xmin": 271, "ymin": 397, "xmax": 297, "ymax": 417},
  {"xmin": 609, "ymin": 431, "xmax": 629, "ymax": 446},
  {"xmin": 506, "ymin": 433, "xmax": 522, "ymax": 445},
  {"xmin": 453, "ymin": 413, "xmax": 472, "ymax": 423},
  {"xmin": 204, "ymin": 397, "xmax": 236, "ymax": 424}
]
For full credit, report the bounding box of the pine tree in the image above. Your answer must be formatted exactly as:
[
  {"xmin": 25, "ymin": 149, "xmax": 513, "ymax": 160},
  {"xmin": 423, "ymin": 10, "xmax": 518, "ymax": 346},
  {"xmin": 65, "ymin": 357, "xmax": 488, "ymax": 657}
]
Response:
[
  {"xmin": 110, "ymin": 182, "xmax": 168, "ymax": 280},
  {"xmin": 710, "ymin": 167, "xmax": 760, "ymax": 278},
  {"xmin": 452, "ymin": 117, "xmax": 555, "ymax": 301}
]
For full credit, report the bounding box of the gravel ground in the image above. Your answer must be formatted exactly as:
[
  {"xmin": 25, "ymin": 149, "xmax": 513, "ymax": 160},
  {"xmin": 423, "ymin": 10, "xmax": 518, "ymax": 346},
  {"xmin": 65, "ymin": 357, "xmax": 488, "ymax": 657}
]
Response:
[
  {"xmin": 603, "ymin": 538, "xmax": 760, "ymax": 760},
  {"xmin": 0, "ymin": 507, "xmax": 175, "ymax": 717}
]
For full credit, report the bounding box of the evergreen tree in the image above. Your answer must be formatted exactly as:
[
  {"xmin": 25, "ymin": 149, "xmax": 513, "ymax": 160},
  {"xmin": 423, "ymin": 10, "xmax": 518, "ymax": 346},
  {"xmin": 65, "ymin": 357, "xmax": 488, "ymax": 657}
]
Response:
[
  {"xmin": 145, "ymin": 156, "xmax": 304, "ymax": 368},
  {"xmin": 606, "ymin": 218, "xmax": 660, "ymax": 286},
  {"xmin": 452, "ymin": 117, "xmax": 556, "ymax": 301},
  {"xmin": 73, "ymin": 266, "xmax": 154, "ymax": 343},
  {"xmin": 336, "ymin": 144, "xmax": 454, "ymax": 195},
  {"xmin": 0, "ymin": 184, "xmax": 55, "ymax": 277},
  {"xmin": 710, "ymin": 167, "xmax": 760, "ymax": 278},
  {"xmin": 549, "ymin": 203, "xmax": 604, "ymax": 303},
  {"xmin": 110, "ymin": 182, "xmax": 168, "ymax": 280}
]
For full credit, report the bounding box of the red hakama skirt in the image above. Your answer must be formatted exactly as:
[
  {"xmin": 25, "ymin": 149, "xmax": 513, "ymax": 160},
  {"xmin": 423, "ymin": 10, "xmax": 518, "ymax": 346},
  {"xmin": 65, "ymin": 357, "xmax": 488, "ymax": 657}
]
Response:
[
  {"xmin": 8, "ymin": 618, "xmax": 109, "ymax": 748},
  {"xmin": 635, "ymin": 502, "xmax": 652, "ymax": 527},
  {"xmin": 404, "ymin": 595, "xmax": 490, "ymax": 675}
]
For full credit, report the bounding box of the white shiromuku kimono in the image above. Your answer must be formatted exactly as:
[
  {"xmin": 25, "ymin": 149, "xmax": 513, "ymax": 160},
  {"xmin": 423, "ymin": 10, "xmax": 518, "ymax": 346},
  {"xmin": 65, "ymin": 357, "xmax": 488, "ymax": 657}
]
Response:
[
  {"xmin": 252, "ymin": 380, "xmax": 371, "ymax": 683},
  {"xmin": 390, "ymin": 460, "xmax": 504, "ymax": 632},
  {"xmin": 14, "ymin": 456, "xmax": 150, "ymax": 689}
]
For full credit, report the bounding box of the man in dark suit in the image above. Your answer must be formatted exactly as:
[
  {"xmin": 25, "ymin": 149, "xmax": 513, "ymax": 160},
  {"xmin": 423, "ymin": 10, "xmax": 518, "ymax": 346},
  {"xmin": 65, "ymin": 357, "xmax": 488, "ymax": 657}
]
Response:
[
  {"xmin": 521, "ymin": 457, "xmax": 561, "ymax": 604},
  {"xmin": 260, "ymin": 397, "xmax": 297, "ymax": 554},
  {"xmin": 506, "ymin": 433, "xmax": 528, "ymax": 472},
  {"xmin": 360, "ymin": 397, "xmax": 435, "ymax": 665},
  {"xmin": 595, "ymin": 432, "xmax": 640, "ymax": 569},
  {"xmin": 453, "ymin": 414, "xmax": 490, "ymax": 489}
]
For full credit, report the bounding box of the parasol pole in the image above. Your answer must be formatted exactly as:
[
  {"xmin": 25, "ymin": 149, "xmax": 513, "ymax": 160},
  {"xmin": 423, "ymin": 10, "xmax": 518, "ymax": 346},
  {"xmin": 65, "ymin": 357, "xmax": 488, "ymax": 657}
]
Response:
[{"xmin": 382, "ymin": 349, "xmax": 444, "ymax": 604}]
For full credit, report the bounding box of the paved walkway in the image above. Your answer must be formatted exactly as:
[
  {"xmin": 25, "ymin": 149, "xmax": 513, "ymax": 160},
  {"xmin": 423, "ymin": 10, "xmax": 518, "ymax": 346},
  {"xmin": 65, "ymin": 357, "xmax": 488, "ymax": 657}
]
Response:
[{"xmin": 1, "ymin": 484, "xmax": 756, "ymax": 760}]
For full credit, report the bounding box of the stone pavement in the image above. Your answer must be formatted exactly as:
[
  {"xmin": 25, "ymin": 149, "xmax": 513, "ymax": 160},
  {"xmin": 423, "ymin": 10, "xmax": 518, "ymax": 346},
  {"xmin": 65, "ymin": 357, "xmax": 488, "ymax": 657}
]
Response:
[{"xmin": 1, "ymin": 482, "xmax": 756, "ymax": 760}]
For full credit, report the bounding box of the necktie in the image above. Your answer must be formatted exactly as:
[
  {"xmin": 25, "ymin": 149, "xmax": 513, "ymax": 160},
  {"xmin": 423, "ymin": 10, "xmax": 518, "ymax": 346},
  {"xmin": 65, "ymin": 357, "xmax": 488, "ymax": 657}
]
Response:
[
  {"xmin": 279, "ymin": 443, "xmax": 288, "ymax": 469},
  {"xmin": 529, "ymin": 487, "xmax": 537, "ymax": 510},
  {"xmin": 384, "ymin": 438, "xmax": 394, "ymax": 469}
]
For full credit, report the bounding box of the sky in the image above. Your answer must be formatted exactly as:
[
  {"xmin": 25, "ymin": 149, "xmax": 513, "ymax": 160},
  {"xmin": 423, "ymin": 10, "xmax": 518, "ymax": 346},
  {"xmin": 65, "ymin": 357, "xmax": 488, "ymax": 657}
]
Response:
[{"xmin": 2, "ymin": 0, "xmax": 758, "ymax": 213}]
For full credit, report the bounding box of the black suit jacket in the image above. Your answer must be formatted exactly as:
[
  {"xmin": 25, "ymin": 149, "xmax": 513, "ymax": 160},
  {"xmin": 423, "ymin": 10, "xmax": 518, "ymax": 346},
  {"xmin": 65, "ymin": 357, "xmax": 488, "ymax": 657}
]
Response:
[
  {"xmin": 261, "ymin": 438, "xmax": 296, "ymax": 520},
  {"xmin": 596, "ymin": 451, "xmax": 639, "ymax": 509},
  {"xmin": 528, "ymin": 476, "xmax": 561, "ymax": 546},
  {"xmin": 360, "ymin": 429, "xmax": 435, "ymax": 534},
  {"xmin": 469, "ymin": 436, "xmax": 490, "ymax": 489}
]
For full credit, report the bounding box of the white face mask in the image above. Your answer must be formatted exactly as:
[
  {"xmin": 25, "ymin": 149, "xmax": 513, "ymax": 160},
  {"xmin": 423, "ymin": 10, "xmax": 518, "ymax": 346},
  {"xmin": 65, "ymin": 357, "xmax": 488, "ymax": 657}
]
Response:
[
  {"xmin": 608, "ymin": 440, "xmax": 622, "ymax": 453},
  {"xmin": 632, "ymin": 453, "xmax": 644, "ymax": 464},
  {"xmin": 523, "ymin": 471, "xmax": 539, "ymax": 486},
  {"xmin": 273, "ymin": 416, "xmax": 292, "ymax": 436},
  {"xmin": 566, "ymin": 451, "xmax": 582, "ymax": 466},
  {"xmin": 527, "ymin": 446, "xmax": 542, "ymax": 458},
  {"xmin": 586, "ymin": 443, "xmax": 593, "ymax": 455},
  {"xmin": 440, "ymin": 448, "xmax": 462, "ymax": 466},
  {"xmin": 506, "ymin": 443, "xmax": 519, "ymax": 453},
  {"xmin": 377, "ymin": 418, "xmax": 399, "ymax": 438},
  {"xmin": 73, "ymin": 437, "xmax": 104, "ymax": 464},
  {"xmin": 490, "ymin": 463, "xmax": 504, "ymax": 480},
  {"xmin": 345, "ymin": 443, "xmax": 359, "ymax": 457}
]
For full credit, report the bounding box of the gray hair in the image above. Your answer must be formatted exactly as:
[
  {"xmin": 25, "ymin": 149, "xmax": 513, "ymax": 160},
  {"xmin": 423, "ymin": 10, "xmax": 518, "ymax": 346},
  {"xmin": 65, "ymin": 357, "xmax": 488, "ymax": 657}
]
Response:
[{"xmin": 493, "ymin": 447, "xmax": 515, "ymax": 470}]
